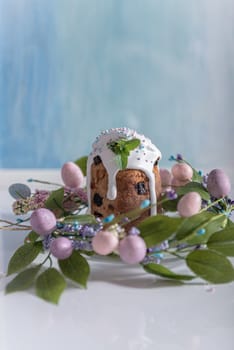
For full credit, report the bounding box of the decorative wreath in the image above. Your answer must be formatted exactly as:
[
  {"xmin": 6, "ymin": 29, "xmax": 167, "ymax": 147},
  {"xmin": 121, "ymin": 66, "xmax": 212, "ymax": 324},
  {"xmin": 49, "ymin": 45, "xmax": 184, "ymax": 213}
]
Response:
[{"xmin": 1, "ymin": 153, "xmax": 234, "ymax": 304}]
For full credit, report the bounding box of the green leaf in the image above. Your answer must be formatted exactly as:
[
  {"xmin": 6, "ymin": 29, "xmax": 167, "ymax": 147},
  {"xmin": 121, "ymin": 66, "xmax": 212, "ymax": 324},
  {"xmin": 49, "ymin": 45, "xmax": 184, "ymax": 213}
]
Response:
[
  {"xmin": 192, "ymin": 168, "xmax": 203, "ymax": 182},
  {"xmin": 24, "ymin": 230, "xmax": 40, "ymax": 244},
  {"xmin": 120, "ymin": 153, "xmax": 128, "ymax": 169},
  {"xmin": 175, "ymin": 212, "xmax": 227, "ymax": 243},
  {"xmin": 125, "ymin": 138, "xmax": 141, "ymax": 151},
  {"xmin": 109, "ymin": 138, "xmax": 140, "ymax": 169},
  {"xmin": 161, "ymin": 195, "xmax": 180, "ymax": 212},
  {"xmin": 63, "ymin": 214, "xmax": 97, "ymax": 224},
  {"xmin": 45, "ymin": 187, "xmax": 64, "ymax": 212},
  {"xmin": 7, "ymin": 242, "xmax": 43, "ymax": 275},
  {"xmin": 207, "ymin": 227, "xmax": 234, "ymax": 256},
  {"xmin": 59, "ymin": 251, "xmax": 90, "ymax": 288},
  {"xmin": 186, "ymin": 249, "xmax": 234, "ymax": 284},
  {"xmin": 6, "ymin": 265, "xmax": 41, "ymax": 294},
  {"xmin": 36, "ymin": 268, "xmax": 66, "ymax": 304},
  {"xmin": 138, "ymin": 215, "xmax": 183, "ymax": 247},
  {"xmin": 176, "ymin": 182, "xmax": 210, "ymax": 201},
  {"xmin": 115, "ymin": 153, "xmax": 128, "ymax": 170},
  {"xmin": 227, "ymin": 219, "xmax": 234, "ymax": 228},
  {"xmin": 143, "ymin": 263, "xmax": 195, "ymax": 281},
  {"xmin": 74, "ymin": 156, "xmax": 88, "ymax": 176}
]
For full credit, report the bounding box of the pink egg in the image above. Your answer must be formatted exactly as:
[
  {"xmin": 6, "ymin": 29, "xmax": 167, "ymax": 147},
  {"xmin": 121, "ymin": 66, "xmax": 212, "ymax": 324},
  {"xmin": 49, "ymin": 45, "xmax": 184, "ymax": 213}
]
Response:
[
  {"xmin": 160, "ymin": 168, "xmax": 172, "ymax": 187},
  {"xmin": 92, "ymin": 231, "xmax": 119, "ymax": 255},
  {"xmin": 30, "ymin": 208, "xmax": 57, "ymax": 236},
  {"xmin": 61, "ymin": 162, "xmax": 84, "ymax": 189},
  {"xmin": 171, "ymin": 177, "xmax": 189, "ymax": 188},
  {"xmin": 50, "ymin": 237, "xmax": 73, "ymax": 260},
  {"xmin": 119, "ymin": 235, "xmax": 147, "ymax": 264},
  {"xmin": 207, "ymin": 169, "xmax": 231, "ymax": 198},
  {"xmin": 171, "ymin": 163, "xmax": 193, "ymax": 181},
  {"xmin": 177, "ymin": 192, "xmax": 202, "ymax": 217}
]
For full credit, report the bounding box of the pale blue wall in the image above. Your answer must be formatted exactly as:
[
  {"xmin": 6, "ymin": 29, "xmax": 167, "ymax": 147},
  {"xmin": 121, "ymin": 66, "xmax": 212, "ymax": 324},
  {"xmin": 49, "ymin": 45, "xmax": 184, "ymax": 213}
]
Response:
[{"xmin": 0, "ymin": 0, "xmax": 233, "ymax": 172}]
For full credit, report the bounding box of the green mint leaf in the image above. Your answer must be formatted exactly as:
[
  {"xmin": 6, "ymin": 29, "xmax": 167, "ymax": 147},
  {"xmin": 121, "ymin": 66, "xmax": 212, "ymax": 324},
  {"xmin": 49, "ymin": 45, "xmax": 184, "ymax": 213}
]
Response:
[
  {"xmin": 207, "ymin": 227, "xmax": 234, "ymax": 256},
  {"xmin": 108, "ymin": 138, "xmax": 140, "ymax": 169},
  {"xmin": 138, "ymin": 215, "xmax": 183, "ymax": 247},
  {"xmin": 7, "ymin": 242, "xmax": 43, "ymax": 276},
  {"xmin": 176, "ymin": 182, "xmax": 210, "ymax": 201},
  {"xmin": 6, "ymin": 265, "xmax": 41, "ymax": 294},
  {"xmin": 143, "ymin": 263, "xmax": 195, "ymax": 281},
  {"xmin": 59, "ymin": 251, "xmax": 90, "ymax": 288},
  {"xmin": 115, "ymin": 154, "xmax": 128, "ymax": 170},
  {"xmin": 24, "ymin": 230, "xmax": 40, "ymax": 244},
  {"xmin": 186, "ymin": 249, "xmax": 234, "ymax": 284},
  {"xmin": 36, "ymin": 268, "xmax": 66, "ymax": 304},
  {"xmin": 175, "ymin": 212, "xmax": 227, "ymax": 244},
  {"xmin": 74, "ymin": 156, "xmax": 88, "ymax": 176},
  {"xmin": 63, "ymin": 214, "xmax": 97, "ymax": 225},
  {"xmin": 121, "ymin": 154, "xmax": 128, "ymax": 169},
  {"xmin": 108, "ymin": 138, "xmax": 139, "ymax": 154},
  {"xmin": 45, "ymin": 187, "xmax": 64, "ymax": 213},
  {"xmin": 124, "ymin": 139, "xmax": 141, "ymax": 151}
]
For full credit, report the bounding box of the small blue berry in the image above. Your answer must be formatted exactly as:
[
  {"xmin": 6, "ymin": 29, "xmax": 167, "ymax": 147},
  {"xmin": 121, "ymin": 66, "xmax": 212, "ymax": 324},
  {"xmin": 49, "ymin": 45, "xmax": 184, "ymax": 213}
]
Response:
[
  {"xmin": 197, "ymin": 228, "xmax": 206, "ymax": 235},
  {"xmin": 140, "ymin": 199, "xmax": 151, "ymax": 209},
  {"xmin": 103, "ymin": 214, "xmax": 115, "ymax": 223}
]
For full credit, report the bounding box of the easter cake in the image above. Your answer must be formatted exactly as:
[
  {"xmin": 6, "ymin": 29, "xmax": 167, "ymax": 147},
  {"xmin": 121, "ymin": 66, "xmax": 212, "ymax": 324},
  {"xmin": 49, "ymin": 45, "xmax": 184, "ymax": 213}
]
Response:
[{"xmin": 86, "ymin": 127, "xmax": 162, "ymax": 225}]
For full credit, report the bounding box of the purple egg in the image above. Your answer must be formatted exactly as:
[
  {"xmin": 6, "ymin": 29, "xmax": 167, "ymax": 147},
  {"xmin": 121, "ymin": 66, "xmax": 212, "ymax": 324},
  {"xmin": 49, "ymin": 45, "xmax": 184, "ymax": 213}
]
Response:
[
  {"xmin": 207, "ymin": 169, "xmax": 231, "ymax": 198},
  {"xmin": 50, "ymin": 237, "xmax": 73, "ymax": 260},
  {"xmin": 177, "ymin": 192, "xmax": 202, "ymax": 217},
  {"xmin": 61, "ymin": 162, "xmax": 84, "ymax": 189},
  {"xmin": 119, "ymin": 235, "xmax": 147, "ymax": 264},
  {"xmin": 30, "ymin": 208, "xmax": 57, "ymax": 236}
]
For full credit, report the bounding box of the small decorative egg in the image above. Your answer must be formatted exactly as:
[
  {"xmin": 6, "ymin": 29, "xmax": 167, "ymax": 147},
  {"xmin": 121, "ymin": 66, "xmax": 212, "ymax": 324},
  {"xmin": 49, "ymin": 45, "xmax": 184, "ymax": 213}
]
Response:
[
  {"xmin": 160, "ymin": 169, "xmax": 172, "ymax": 187},
  {"xmin": 50, "ymin": 237, "xmax": 73, "ymax": 260},
  {"xmin": 92, "ymin": 230, "xmax": 119, "ymax": 255},
  {"xmin": 171, "ymin": 177, "xmax": 189, "ymax": 188},
  {"xmin": 171, "ymin": 163, "xmax": 193, "ymax": 181},
  {"xmin": 118, "ymin": 235, "xmax": 147, "ymax": 264},
  {"xmin": 207, "ymin": 169, "xmax": 231, "ymax": 198},
  {"xmin": 61, "ymin": 162, "xmax": 84, "ymax": 189},
  {"xmin": 177, "ymin": 192, "xmax": 202, "ymax": 217},
  {"xmin": 30, "ymin": 208, "xmax": 57, "ymax": 236}
]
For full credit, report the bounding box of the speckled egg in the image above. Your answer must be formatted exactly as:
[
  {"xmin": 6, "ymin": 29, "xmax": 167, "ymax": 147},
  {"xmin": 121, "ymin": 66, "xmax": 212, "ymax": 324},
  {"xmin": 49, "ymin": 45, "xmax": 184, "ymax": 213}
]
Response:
[
  {"xmin": 160, "ymin": 169, "xmax": 172, "ymax": 187},
  {"xmin": 30, "ymin": 208, "xmax": 57, "ymax": 236},
  {"xmin": 171, "ymin": 163, "xmax": 193, "ymax": 181},
  {"xmin": 207, "ymin": 169, "xmax": 231, "ymax": 198},
  {"xmin": 50, "ymin": 237, "xmax": 73, "ymax": 260},
  {"xmin": 177, "ymin": 192, "xmax": 202, "ymax": 217},
  {"xmin": 171, "ymin": 177, "xmax": 189, "ymax": 188},
  {"xmin": 61, "ymin": 162, "xmax": 84, "ymax": 189},
  {"xmin": 92, "ymin": 230, "xmax": 119, "ymax": 255},
  {"xmin": 118, "ymin": 235, "xmax": 147, "ymax": 264}
]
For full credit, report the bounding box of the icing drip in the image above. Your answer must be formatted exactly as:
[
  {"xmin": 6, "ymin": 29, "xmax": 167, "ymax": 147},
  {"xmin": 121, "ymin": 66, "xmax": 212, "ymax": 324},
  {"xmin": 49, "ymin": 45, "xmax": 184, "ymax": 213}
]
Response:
[{"xmin": 87, "ymin": 127, "xmax": 162, "ymax": 216}]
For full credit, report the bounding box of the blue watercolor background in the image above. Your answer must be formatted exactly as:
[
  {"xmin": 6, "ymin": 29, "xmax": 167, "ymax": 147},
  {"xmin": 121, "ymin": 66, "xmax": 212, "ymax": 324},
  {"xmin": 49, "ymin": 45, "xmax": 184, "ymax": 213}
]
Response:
[{"xmin": 0, "ymin": 0, "xmax": 233, "ymax": 172}]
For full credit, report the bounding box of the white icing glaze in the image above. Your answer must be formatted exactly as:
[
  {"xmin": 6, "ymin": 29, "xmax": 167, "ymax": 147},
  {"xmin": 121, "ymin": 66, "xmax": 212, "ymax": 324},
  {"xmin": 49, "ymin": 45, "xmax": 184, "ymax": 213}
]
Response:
[{"xmin": 87, "ymin": 127, "xmax": 162, "ymax": 215}]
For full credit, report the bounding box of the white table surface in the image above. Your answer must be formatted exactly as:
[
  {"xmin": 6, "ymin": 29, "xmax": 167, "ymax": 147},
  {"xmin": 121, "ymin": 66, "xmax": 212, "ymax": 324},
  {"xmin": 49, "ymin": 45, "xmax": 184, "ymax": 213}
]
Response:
[{"xmin": 0, "ymin": 170, "xmax": 234, "ymax": 350}]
